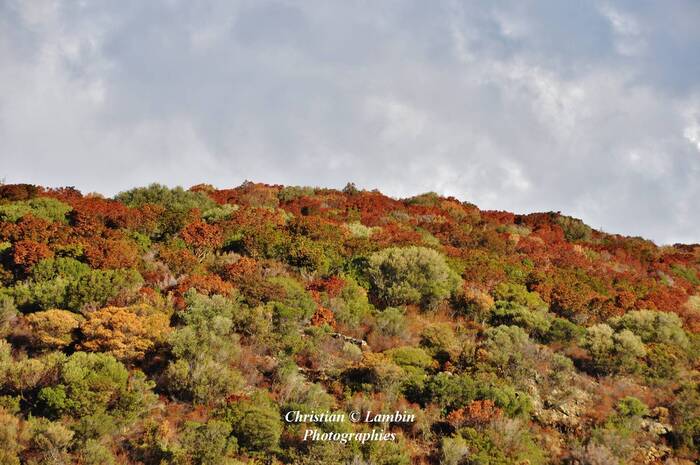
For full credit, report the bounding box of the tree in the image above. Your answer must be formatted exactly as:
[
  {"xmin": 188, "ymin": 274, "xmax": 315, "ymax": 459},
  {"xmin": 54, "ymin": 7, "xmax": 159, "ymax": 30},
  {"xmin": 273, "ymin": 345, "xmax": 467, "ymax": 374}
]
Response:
[
  {"xmin": 220, "ymin": 392, "xmax": 282, "ymax": 453},
  {"xmin": 38, "ymin": 352, "xmax": 154, "ymax": 423},
  {"xmin": 25, "ymin": 417, "xmax": 74, "ymax": 465},
  {"xmin": 26, "ymin": 309, "xmax": 83, "ymax": 350},
  {"xmin": 79, "ymin": 304, "xmax": 170, "ymax": 361},
  {"xmin": 180, "ymin": 420, "xmax": 237, "ymax": 465},
  {"xmin": 583, "ymin": 324, "xmax": 647, "ymax": 375},
  {"xmin": 366, "ymin": 246, "xmax": 461, "ymax": 309},
  {"xmin": 11, "ymin": 240, "xmax": 53, "ymax": 269},
  {"xmin": 0, "ymin": 408, "xmax": 22, "ymax": 465},
  {"xmin": 609, "ymin": 310, "xmax": 688, "ymax": 348},
  {"xmin": 165, "ymin": 293, "xmax": 244, "ymax": 404},
  {"xmin": 180, "ymin": 220, "xmax": 223, "ymax": 259},
  {"xmin": 115, "ymin": 183, "xmax": 217, "ymax": 237},
  {"xmin": 84, "ymin": 238, "xmax": 139, "ymax": 269},
  {"xmin": 0, "ymin": 197, "xmax": 72, "ymax": 223}
]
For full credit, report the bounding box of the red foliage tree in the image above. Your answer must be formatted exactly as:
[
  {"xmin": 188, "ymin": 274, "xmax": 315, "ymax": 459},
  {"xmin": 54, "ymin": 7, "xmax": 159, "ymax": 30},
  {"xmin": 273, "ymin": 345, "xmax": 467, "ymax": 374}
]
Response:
[
  {"xmin": 180, "ymin": 220, "xmax": 223, "ymax": 258},
  {"xmin": 12, "ymin": 239, "xmax": 53, "ymax": 269},
  {"xmin": 84, "ymin": 238, "xmax": 140, "ymax": 269}
]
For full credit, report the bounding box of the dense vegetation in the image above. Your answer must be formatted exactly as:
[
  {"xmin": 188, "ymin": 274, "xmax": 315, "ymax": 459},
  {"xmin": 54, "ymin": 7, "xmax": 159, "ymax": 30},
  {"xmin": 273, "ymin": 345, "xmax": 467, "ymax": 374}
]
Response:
[{"xmin": 0, "ymin": 181, "xmax": 699, "ymax": 464}]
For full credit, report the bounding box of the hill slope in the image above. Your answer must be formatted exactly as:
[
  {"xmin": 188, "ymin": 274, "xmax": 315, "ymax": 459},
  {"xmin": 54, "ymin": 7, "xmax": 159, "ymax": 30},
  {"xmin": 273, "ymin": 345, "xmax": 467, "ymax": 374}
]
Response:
[{"xmin": 0, "ymin": 181, "xmax": 699, "ymax": 464}]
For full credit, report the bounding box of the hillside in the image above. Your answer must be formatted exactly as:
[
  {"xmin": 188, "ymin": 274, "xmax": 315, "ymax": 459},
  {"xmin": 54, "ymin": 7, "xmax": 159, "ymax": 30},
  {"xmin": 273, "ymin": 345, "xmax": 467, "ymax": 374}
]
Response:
[{"xmin": 0, "ymin": 181, "xmax": 699, "ymax": 465}]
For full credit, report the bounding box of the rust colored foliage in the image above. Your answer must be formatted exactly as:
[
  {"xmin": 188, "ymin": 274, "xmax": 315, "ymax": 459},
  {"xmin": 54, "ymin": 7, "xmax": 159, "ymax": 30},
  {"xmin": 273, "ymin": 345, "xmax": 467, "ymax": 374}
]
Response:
[
  {"xmin": 85, "ymin": 238, "xmax": 140, "ymax": 269},
  {"xmin": 12, "ymin": 239, "xmax": 53, "ymax": 269},
  {"xmin": 0, "ymin": 215, "xmax": 72, "ymax": 248},
  {"xmin": 209, "ymin": 182, "xmax": 280, "ymax": 208},
  {"xmin": 0, "ymin": 183, "xmax": 40, "ymax": 201},
  {"xmin": 171, "ymin": 273, "xmax": 234, "ymax": 308},
  {"xmin": 344, "ymin": 191, "xmax": 405, "ymax": 227},
  {"xmin": 642, "ymin": 285, "xmax": 689, "ymax": 313},
  {"xmin": 372, "ymin": 223, "xmax": 423, "ymax": 248},
  {"xmin": 221, "ymin": 257, "xmax": 286, "ymax": 306},
  {"xmin": 307, "ymin": 275, "xmax": 346, "ymax": 298},
  {"xmin": 158, "ymin": 247, "xmax": 198, "ymax": 278},
  {"xmin": 310, "ymin": 305, "xmax": 337, "ymax": 330},
  {"xmin": 80, "ymin": 304, "xmax": 171, "ymax": 361},
  {"xmin": 481, "ymin": 210, "xmax": 516, "ymax": 225},
  {"xmin": 60, "ymin": 196, "xmax": 158, "ymax": 238},
  {"xmin": 180, "ymin": 220, "xmax": 223, "ymax": 257},
  {"xmin": 446, "ymin": 400, "xmax": 502, "ymax": 428}
]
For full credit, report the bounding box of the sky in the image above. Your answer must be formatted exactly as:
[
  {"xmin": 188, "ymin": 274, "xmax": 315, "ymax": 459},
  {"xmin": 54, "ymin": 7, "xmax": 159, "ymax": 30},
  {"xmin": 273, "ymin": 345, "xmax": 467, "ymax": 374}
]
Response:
[{"xmin": 1, "ymin": 1, "xmax": 699, "ymax": 245}]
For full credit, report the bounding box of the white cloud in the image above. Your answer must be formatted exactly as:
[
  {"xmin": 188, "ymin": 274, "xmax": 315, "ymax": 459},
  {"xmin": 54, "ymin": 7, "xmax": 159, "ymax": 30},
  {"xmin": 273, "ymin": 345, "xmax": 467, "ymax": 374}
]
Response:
[
  {"xmin": 0, "ymin": 0, "xmax": 698, "ymax": 244},
  {"xmin": 599, "ymin": 3, "xmax": 647, "ymax": 56}
]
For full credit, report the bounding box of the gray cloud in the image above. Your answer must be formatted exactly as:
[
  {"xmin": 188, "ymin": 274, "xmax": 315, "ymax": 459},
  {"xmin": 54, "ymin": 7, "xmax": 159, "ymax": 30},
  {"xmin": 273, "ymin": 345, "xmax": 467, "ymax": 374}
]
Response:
[{"xmin": 1, "ymin": 0, "xmax": 699, "ymax": 244}]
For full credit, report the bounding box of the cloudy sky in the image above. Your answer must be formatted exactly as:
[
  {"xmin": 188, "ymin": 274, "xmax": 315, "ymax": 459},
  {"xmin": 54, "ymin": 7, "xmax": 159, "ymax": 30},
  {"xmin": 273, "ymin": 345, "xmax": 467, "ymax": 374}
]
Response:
[{"xmin": 1, "ymin": 1, "xmax": 699, "ymax": 244}]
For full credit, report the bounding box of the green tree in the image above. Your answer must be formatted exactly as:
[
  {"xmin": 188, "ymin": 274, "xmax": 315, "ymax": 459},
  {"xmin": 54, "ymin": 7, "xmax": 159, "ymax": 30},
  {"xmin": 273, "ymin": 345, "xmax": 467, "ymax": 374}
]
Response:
[
  {"xmin": 609, "ymin": 310, "xmax": 688, "ymax": 348},
  {"xmin": 115, "ymin": 183, "xmax": 217, "ymax": 236},
  {"xmin": 180, "ymin": 420, "xmax": 237, "ymax": 465},
  {"xmin": 220, "ymin": 392, "xmax": 282, "ymax": 453},
  {"xmin": 583, "ymin": 324, "xmax": 646, "ymax": 375},
  {"xmin": 0, "ymin": 197, "xmax": 72, "ymax": 223},
  {"xmin": 38, "ymin": 352, "xmax": 154, "ymax": 425},
  {"xmin": 165, "ymin": 292, "xmax": 244, "ymax": 404},
  {"xmin": 366, "ymin": 246, "xmax": 460, "ymax": 309}
]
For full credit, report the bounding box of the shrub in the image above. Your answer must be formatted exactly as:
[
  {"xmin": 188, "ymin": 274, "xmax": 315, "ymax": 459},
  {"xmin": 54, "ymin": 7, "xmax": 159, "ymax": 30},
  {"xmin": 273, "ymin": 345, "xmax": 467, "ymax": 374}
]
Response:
[
  {"xmin": 492, "ymin": 282, "xmax": 546, "ymax": 310},
  {"xmin": 569, "ymin": 443, "xmax": 618, "ymax": 465},
  {"xmin": 202, "ymin": 204, "xmax": 238, "ymax": 223},
  {"xmin": 38, "ymin": 352, "xmax": 154, "ymax": 422},
  {"xmin": 79, "ymin": 439, "xmax": 116, "ymax": 465},
  {"xmin": 555, "ymin": 215, "xmax": 592, "ymax": 241},
  {"xmin": 0, "ymin": 408, "xmax": 21, "ymax": 465},
  {"xmin": 420, "ymin": 323, "xmax": 461, "ymax": 364},
  {"xmin": 441, "ymin": 435, "xmax": 470, "ymax": 465},
  {"xmin": 165, "ymin": 293, "xmax": 244, "ymax": 404},
  {"xmin": 670, "ymin": 264, "xmax": 700, "ymax": 286},
  {"xmin": 0, "ymin": 197, "xmax": 72, "ymax": 223},
  {"xmin": 269, "ymin": 276, "xmax": 317, "ymax": 323},
  {"xmin": 84, "ymin": 239, "xmax": 140, "ymax": 270},
  {"xmin": 79, "ymin": 304, "xmax": 170, "ymax": 361},
  {"xmin": 480, "ymin": 325, "xmax": 534, "ymax": 380},
  {"xmin": 180, "ymin": 220, "xmax": 224, "ymax": 258},
  {"xmin": 115, "ymin": 183, "xmax": 216, "ymax": 236},
  {"xmin": 366, "ymin": 246, "xmax": 461, "ymax": 309},
  {"xmin": 489, "ymin": 301, "xmax": 551, "ymax": 339},
  {"xmin": 61, "ymin": 268, "xmax": 143, "ymax": 311},
  {"xmin": 421, "ymin": 372, "xmax": 478, "ymax": 411},
  {"xmin": 616, "ymin": 396, "xmax": 648, "ymax": 417},
  {"xmin": 180, "ymin": 420, "xmax": 237, "ymax": 465},
  {"xmin": 385, "ymin": 346, "xmax": 434, "ymax": 370},
  {"xmin": 608, "ymin": 310, "xmax": 688, "ymax": 348},
  {"xmin": 0, "ymin": 295, "xmax": 18, "ymax": 338},
  {"xmin": 455, "ymin": 419, "xmax": 546, "ymax": 465},
  {"xmin": 278, "ymin": 185, "xmax": 316, "ymax": 202},
  {"xmin": 583, "ymin": 324, "xmax": 647, "ymax": 375},
  {"xmin": 452, "ymin": 284, "xmax": 494, "ymax": 321},
  {"xmin": 374, "ymin": 306, "xmax": 408, "ymax": 338},
  {"xmin": 31, "ymin": 257, "xmax": 90, "ymax": 282},
  {"xmin": 26, "ymin": 417, "xmax": 74, "ymax": 464},
  {"xmin": 11, "ymin": 262, "xmax": 144, "ymax": 312},
  {"xmin": 11, "ymin": 240, "xmax": 53, "ymax": 269},
  {"xmin": 26, "ymin": 309, "xmax": 83, "ymax": 350},
  {"xmin": 115, "ymin": 183, "xmax": 215, "ymax": 212},
  {"xmin": 365, "ymin": 436, "xmax": 411, "ymax": 465},
  {"xmin": 544, "ymin": 317, "xmax": 585, "ymax": 343},
  {"xmin": 220, "ymin": 392, "xmax": 282, "ymax": 453},
  {"xmin": 328, "ymin": 277, "xmax": 373, "ymax": 327}
]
